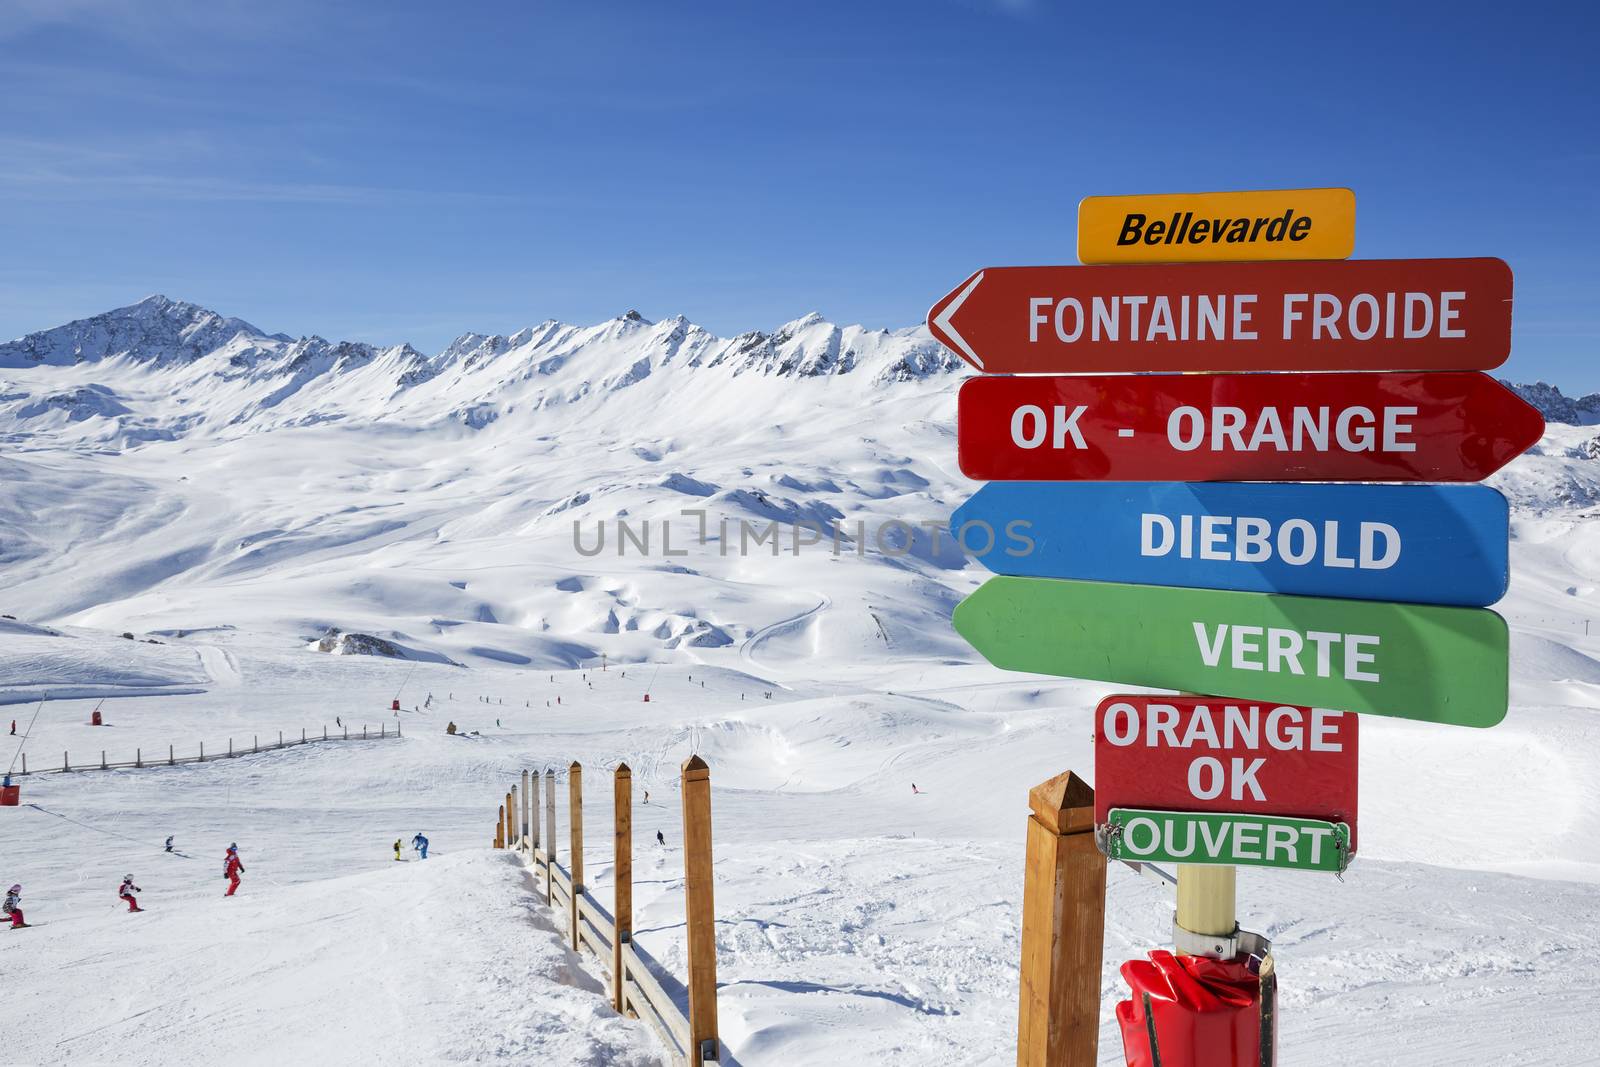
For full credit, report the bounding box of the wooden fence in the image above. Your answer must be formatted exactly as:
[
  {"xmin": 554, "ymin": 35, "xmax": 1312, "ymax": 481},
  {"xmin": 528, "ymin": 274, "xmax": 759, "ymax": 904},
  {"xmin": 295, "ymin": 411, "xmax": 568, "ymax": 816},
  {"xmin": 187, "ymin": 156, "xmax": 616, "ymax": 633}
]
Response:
[
  {"xmin": 10, "ymin": 722, "xmax": 402, "ymax": 776},
  {"xmin": 493, "ymin": 755, "xmax": 720, "ymax": 1066}
]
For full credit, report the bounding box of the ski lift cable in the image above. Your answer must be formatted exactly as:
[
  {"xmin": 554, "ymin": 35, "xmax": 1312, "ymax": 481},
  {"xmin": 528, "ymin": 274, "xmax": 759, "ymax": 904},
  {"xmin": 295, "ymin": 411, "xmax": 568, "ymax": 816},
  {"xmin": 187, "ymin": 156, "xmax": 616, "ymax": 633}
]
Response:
[{"xmin": 5, "ymin": 694, "xmax": 48, "ymax": 778}]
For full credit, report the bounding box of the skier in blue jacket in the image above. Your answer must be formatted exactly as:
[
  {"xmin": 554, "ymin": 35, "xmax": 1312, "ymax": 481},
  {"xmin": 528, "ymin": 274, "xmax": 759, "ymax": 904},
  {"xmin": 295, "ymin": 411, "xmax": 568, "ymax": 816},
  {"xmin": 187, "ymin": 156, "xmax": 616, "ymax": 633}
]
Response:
[{"xmin": 412, "ymin": 832, "xmax": 429, "ymax": 859}]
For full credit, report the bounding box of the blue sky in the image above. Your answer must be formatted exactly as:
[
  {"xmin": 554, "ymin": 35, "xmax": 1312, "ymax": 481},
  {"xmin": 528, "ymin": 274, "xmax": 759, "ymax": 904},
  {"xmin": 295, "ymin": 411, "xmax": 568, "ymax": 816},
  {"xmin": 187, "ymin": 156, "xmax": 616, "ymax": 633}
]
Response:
[{"xmin": 2, "ymin": 1, "xmax": 1596, "ymax": 385}]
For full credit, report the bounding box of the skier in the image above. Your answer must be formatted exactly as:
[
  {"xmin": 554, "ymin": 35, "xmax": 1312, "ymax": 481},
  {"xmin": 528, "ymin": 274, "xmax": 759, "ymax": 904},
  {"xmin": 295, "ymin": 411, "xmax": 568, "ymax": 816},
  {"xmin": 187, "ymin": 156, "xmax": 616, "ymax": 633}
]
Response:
[
  {"xmin": 496, "ymin": 718, "xmax": 501, "ymax": 728},
  {"xmin": 4, "ymin": 884, "xmax": 25, "ymax": 928},
  {"xmin": 8, "ymin": 719, "xmax": 13, "ymax": 735},
  {"xmin": 412, "ymin": 832, "xmax": 429, "ymax": 859},
  {"xmin": 336, "ymin": 716, "xmax": 342, "ymax": 728},
  {"xmin": 164, "ymin": 835, "xmax": 174, "ymax": 853},
  {"xmin": 393, "ymin": 838, "xmax": 403, "ymax": 861},
  {"xmin": 643, "ymin": 790, "xmax": 650, "ymax": 804},
  {"xmin": 119, "ymin": 874, "xmax": 143, "ymax": 912},
  {"xmin": 656, "ymin": 830, "xmax": 665, "ymax": 847},
  {"xmin": 911, "ymin": 783, "xmax": 921, "ymax": 795},
  {"xmin": 223, "ymin": 845, "xmax": 244, "ymax": 897},
  {"xmin": 446, "ymin": 721, "xmax": 458, "ymax": 735}
]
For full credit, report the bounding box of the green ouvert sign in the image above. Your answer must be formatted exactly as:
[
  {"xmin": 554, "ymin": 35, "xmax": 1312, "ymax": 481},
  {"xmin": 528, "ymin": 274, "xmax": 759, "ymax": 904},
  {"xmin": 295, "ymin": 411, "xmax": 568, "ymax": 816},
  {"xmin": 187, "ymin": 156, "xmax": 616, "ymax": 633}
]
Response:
[
  {"xmin": 1104, "ymin": 808, "xmax": 1351, "ymax": 873},
  {"xmin": 952, "ymin": 576, "xmax": 1508, "ymax": 728}
]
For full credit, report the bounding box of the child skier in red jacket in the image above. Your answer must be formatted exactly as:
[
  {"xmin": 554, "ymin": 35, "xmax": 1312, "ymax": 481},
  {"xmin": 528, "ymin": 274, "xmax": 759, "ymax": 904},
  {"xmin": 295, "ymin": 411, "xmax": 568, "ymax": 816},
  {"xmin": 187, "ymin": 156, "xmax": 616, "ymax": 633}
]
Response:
[{"xmin": 224, "ymin": 845, "xmax": 245, "ymax": 897}]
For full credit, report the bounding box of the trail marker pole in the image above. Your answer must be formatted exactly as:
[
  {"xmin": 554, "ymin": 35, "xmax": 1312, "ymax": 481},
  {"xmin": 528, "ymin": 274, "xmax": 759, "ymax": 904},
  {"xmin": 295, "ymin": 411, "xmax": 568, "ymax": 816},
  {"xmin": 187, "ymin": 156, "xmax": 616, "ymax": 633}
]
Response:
[
  {"xmin": 681, "ymin": 755, "xmax": 720, "ymax": 1064},
  {"xmin": 569, "ymin": 761, "xmax": 584, "ymax": 947},
  {"xmin": 510, "ymin": 784, "xmax": 519, "ymax": 851},
  {"xmin": 544, "ymin": 768, "xmax": 557, "ymax": 905},
  {"xmin": 495, "ymin": 806, "xmax": 505, "ymax": 849},
  {"xmin": 136, "ymin": 748, "xmax": 141, "ymax": 768},
  {"xmin": 613, "ymin": 762, "xmax": 633, "ymax": 1012},
  {"xmin": 169, "ymin": 745, "xmax": 174, "ymax": 765},
  {"xmin": 1017, "ymin": 770, "xmax": 1105, "ymax": 1067}
]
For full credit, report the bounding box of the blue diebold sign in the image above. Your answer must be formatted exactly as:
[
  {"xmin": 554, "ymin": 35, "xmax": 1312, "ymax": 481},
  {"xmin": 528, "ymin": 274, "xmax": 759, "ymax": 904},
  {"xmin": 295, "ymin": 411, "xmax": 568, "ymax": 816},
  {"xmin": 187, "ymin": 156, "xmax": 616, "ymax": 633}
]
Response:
[{"xmin": 950, "ymin": 481, "xmax": 1509, "ymax": 607}]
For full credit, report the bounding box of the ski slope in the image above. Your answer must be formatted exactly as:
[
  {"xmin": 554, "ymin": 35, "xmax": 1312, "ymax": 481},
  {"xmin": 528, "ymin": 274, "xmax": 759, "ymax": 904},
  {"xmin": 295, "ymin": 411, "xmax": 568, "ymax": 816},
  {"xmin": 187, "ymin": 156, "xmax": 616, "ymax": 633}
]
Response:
[{"xmin": 2, "ymin": 297, "xmax": 1599, "ymax": 1065}]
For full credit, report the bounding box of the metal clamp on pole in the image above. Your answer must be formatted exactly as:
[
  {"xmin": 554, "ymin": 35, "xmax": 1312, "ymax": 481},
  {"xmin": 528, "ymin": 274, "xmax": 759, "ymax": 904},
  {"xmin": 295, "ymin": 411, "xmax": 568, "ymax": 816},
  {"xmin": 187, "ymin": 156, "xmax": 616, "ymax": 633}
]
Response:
[{"xmin": 1172, "ymin": 917, "xmax": 1239, "ymax": 960}]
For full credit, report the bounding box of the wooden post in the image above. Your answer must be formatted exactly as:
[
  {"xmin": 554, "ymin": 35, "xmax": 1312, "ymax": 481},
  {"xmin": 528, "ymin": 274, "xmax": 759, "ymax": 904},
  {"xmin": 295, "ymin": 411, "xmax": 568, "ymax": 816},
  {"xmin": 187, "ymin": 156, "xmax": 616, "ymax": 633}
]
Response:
[
  {"xmin": 136, "ymin": 748, "xmax": 142, "ymax": 768},
  {"xmin": 569, "ymin": 761, "xmax": 584, "ymax": 948},
  {"xmin": 253, "ymin": 735, "xmax": 258, "ymax": 753},
  {"xmin": 613, "ymin": 762, "xmax": 633, "ymax": 1012},
  {"xmin": 544, "ymin": 768, "xmax": 557, "ymax": 905},
  {"xmin": 302, "ymin": 728, "xmax": 306, "ymax": 743},
  {"xmin": 279, "ymin": 730, "xmax": 284, "ymax": 748},
  {"xmin": 520, "ymin": 770, "xmax": 531, "ymax": 852},
  {"xmin": 505, "ymin": 791, "xmax": 514, "ymax": 850},
  {"xmin": 681, "ymin": 754, "xmax": 720, "ymax": 1065},
  {"xmin": 530, "ymin": 768, "xmax": 542, "ymax": 854},
  {"xmin": 1016, "ymin": 770, "xmax": 1105, "ymax": 1067},
  {"xmin": 199, "ymin": 742, "xmax": 204, "ymax": 762},
  {"xmin": 510, "ymin": 784, "xmax": 520, "ymax": 850},
  {"xmin": 101, "ymin": 750, "xmax": 106, "ymax": 770},
  {"xmin": 169, "ymin": 745, "xmax": 174, "ymax": 765},
  {"xmin": 495, "ymin": 806, "xmax": 505, "ymax": 849},
  {"xmin": 228, "ymin": 738, "xmax": 233, "ymax": 757}
]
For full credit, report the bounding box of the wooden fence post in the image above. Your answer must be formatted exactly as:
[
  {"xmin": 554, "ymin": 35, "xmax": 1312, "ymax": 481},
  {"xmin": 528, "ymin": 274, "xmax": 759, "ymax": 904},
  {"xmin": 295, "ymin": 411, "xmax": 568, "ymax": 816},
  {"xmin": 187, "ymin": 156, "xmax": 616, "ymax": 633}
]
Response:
[
  {"xmin": 495, "ymin": 805, "xmax": 505, "ymax": 849},
  {"xmin": 198, "ymin": 742, "xmax": 204, "ymax": 762},
  {"xmin": 511, "ymin": 784, "xmax": 520, "ymax": 850},
  {"xmin": 569, "ymin": 761, "xmax": 584, "ymax": 947},
  {"xmin": 521, "ymin": 769, "xmax": 531, "ymax": 851},
  {"xmin": 544, "ymin": 768, "xmax": 557, "ymax": 905},
  {"xmin": 681, "ymin": 754, "xmax": 720, "ymax": 1065},
  {"xmin": 136, "ymin": 748, "xmax": 142, "ymax": 768},
  {"xmin": 253, "ymin": 735, "xmax": 258, "ymax": 753},
  {"xmin": 613, "ymin": 762, "xmax": 633, "ymax": 1012},
  {"xmin": 101, "ymin": 750, "xmax": 106, "ymax": 770},
  {"xmin": 530, "ymin": 768, "xmax": 542, "ymax": 855},
  {"xmin": 169, "ymin": 745, "xmax": 174, "ymax": 766},
  {"xmin": 1016, "ymin": 770, "xmax": 1105, "ymax": 1067},
  {"xmin": 505, "ymin": 791, "xmax": 514, "ymax": 850}
]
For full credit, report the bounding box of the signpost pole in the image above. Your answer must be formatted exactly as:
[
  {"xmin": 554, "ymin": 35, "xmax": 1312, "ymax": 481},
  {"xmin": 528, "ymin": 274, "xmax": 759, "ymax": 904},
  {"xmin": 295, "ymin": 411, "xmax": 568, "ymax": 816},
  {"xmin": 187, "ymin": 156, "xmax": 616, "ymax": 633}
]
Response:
[{"xmin": 1175, "ymin": 864, "xmax": 1236, "ymax": 956}]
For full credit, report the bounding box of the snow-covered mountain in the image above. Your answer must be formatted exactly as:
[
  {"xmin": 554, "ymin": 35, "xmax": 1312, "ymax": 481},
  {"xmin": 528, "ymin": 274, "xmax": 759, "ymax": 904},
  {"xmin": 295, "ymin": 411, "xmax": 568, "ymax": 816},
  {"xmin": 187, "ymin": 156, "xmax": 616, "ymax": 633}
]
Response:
[
  {"xmin": 5, "ymin": 297, "xmax": 1600, "ymax": 1065},
  {"xmin": 0, "ymin": 296, "xmax": 962, "ymax": 447}
]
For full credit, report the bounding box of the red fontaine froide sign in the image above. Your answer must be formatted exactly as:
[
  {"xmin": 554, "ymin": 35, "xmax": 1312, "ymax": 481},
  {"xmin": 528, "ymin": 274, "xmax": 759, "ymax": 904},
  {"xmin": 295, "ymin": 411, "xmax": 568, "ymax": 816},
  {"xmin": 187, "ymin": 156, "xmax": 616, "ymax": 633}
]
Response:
[
  {"xmin": 1093, "ymin": 695, "xmax": 1359, "ymax": 850},
  {"xmin": 928, "ymin": 257, "xmax": 1512, "ymax": 373}
]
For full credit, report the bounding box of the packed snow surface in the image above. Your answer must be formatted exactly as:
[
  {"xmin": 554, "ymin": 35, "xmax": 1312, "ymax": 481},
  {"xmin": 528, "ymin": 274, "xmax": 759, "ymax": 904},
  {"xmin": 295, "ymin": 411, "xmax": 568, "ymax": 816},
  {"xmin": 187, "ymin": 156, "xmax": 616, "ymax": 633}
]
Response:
[{"xmin": 2, "ymin": 298, "xmax": 1598, "ymax": 1065}]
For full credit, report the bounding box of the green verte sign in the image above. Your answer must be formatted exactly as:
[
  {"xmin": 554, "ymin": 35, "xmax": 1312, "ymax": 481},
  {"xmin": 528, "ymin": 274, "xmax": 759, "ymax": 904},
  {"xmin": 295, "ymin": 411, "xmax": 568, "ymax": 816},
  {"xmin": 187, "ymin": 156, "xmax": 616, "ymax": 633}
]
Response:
[
  {"xmin": 952, "ymin": 576, "xmax": 1508, "ymax": 727},
  {"xmin": 1105, "ymin": 808, "xmax": 1350, "ymax": 873}
]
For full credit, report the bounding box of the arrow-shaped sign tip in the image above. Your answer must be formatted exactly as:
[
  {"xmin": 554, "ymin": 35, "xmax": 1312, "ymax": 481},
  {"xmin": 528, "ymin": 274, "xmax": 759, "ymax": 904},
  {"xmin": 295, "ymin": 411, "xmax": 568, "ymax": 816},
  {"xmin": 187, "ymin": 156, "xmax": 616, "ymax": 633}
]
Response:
[{"xmin": 929, "ymin": 270, "xmax": 986, "ymax": 370}]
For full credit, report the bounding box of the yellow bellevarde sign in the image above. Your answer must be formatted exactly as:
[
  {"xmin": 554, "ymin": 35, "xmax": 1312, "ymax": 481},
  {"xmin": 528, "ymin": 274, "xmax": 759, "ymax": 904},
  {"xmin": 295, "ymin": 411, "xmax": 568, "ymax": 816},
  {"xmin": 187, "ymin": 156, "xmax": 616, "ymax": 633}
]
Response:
[{"xmin": 1078, "ymin": 187, "xmax": 1355, "ymax": 264}]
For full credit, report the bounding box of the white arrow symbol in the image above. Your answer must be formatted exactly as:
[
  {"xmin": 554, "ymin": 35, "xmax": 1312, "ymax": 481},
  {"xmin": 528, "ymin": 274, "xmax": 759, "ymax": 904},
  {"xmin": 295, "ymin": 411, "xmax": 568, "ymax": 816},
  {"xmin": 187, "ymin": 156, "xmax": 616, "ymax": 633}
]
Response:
[{"xmin": 933, "ymin": 270, "xmax": 984, "ymax": 369}]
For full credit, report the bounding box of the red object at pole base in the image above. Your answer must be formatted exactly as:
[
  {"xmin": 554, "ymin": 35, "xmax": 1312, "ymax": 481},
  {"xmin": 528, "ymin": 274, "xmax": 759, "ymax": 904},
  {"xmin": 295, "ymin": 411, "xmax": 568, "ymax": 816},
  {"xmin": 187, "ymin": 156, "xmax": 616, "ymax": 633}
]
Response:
[
  {"xmin": 390, "ymin": 699, "xmax": 400, "ymax": 711},
  {"xmin": 1116, "ymin": 951, "xmax": 1275, "ymax": 1066},
  {"xmin": 91, "ymin": 710, "xmax": 103, "ymax": 726},
  {"xmin": 0, "ymin": 784, "xmax": 20, "ymax": 806}
]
